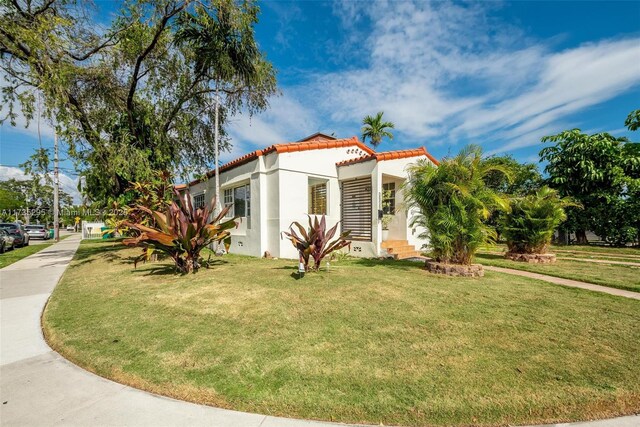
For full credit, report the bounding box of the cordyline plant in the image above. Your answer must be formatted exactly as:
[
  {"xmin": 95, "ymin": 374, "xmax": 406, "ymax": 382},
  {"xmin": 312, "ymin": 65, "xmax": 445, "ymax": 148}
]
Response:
[
  {"xmin": 101, "ymin": 171, "xmax": 174, "ymax": 238},
  {"xmin": 282, "ymin": 215, "xmax": 351, "ymax": 272},
  {"xmin": 501, "ymin": 186, "xmax": 579, "ymax": 254},
  {"xmin": 123, "ymin": 189, "xmax": 238, "ymax": 273}
]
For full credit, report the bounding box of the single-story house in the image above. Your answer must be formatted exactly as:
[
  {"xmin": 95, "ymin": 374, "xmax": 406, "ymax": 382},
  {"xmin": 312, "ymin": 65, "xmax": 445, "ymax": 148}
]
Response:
[{"xmin": 184, "ymin": 133, "xmax": 439, "ymax": 260}]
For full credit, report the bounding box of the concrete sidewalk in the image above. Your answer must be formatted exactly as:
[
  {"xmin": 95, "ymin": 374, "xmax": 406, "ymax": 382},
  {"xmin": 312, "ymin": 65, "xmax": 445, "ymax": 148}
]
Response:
[
  {"xmin": 484, "ymin": 265, "xmax": 640, "ymax": 300},
  {"xmin": 0, "ymin": 236, "xmax": 637, "ymax": 427}
]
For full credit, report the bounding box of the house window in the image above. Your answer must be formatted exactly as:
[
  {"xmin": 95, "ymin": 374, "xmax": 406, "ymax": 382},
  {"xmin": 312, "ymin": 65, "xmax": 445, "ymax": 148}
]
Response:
[
  {"xmin": 309, "ymin": 179, "xmax": 327, "ymax": 215},
  {"xmin": 222, "ymin": 184, "xmax": 251, "ymax": 217},
  {"xmin": 382, "ymin": 182, "xmax": 395, "ymax": 215},
  {"xmin": 223, "ymin": 189, "xmax": 233, "ymax": 215},
  {"xmin": 193, "ymin": 193, "xmax": 205, "ymax": 210}
]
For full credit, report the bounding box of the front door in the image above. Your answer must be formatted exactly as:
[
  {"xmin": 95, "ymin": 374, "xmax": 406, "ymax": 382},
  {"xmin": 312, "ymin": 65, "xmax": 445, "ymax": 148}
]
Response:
[{"xmin": 340, "ymin": 177, "xmax": 372, "ymax": 241}]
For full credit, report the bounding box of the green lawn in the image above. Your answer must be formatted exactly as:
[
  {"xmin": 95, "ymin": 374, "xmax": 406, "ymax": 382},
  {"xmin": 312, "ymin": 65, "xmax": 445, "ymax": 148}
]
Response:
[
  {"xmin": 481, "ymin": 243, "xmax": 640, "ymax": 258},
  {"xmin": 43, "ymin": 240, "xmax": 640, "ymax": 427},
  {"xmin": 475, "ymin": 253, "xmax": 640, "ymax": 293},
  {"xmin": 556, "ymin": 253, "xmax": 640, "ymax": 264},
  {"xmin": 0, "ymin": 242, "xmax": 54, "ymax": 269},
  {"xmin": 553, "ymin": 245, "xmax": 640, "ymax": 256}
]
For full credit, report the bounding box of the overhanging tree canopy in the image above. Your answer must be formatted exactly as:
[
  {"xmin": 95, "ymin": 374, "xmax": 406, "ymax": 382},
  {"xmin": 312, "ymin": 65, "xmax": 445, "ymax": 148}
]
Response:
[
  {"xmin": 539, "ymin": 126, "xmax": 640, "ymax": 245},
  {"xmin": 1, "ymin": 0, "xmax": 277, "ymax": 203}
]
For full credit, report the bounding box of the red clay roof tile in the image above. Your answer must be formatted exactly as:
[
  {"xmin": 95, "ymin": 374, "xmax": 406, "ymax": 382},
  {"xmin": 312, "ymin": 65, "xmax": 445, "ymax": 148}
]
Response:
[
  {"xmin": 189, "ymin": 136, "xmax": 374, "ymax": 185},
  {"xmin": 336, "ymin": 147, "xmax": 439, "ymax": 167}
]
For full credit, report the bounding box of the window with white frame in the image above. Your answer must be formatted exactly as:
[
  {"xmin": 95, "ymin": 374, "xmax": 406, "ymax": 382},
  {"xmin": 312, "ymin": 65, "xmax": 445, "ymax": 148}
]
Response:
[
  {"xmin": 382, "ymin": 182, "xmax": 396, "ymax": 215},
  {"xmin": 309, "ymin": 178, "xmax": 328, "ymax": 215},
  {"xmin": 193, "ymin": 193, "xmax": 205, "ymax": 210},
  {"xmin": 223, "ymin": 189, "xmax": 233, "ymax": 215},
  {"xmin": 222, "ymin": 184, "xmax": 250, "ymax": 217}
]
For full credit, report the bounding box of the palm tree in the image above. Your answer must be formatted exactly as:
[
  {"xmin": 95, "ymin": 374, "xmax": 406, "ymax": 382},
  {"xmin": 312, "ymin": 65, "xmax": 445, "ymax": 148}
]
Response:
[
  {"xmin": 405, "ymin": 145, "xmax": 511, "ymax": 265},
  {"xmin": 361, "ymin": 112, "xmax": 395, "ymax": 148},
  {"xmin": 500, "ymin": 186, "xmax": 578, "ymax": 254}
]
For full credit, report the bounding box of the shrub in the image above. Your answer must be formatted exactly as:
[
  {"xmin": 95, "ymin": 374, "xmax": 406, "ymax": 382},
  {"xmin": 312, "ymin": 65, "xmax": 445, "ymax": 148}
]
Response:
[
  {"xmin": 405, "ymin": 145, "xmax": 510, "ymax": 265},
  {"xmin": 282, "ymin": 215, "xmax": 351, "ymax": 272},
  {"xmin": 501, "ymin": 186, "xmax": 576, "ymax": 254},
  {"xmin": 123, "ymin": 188, "xmax": 238, "ymax": 273}
]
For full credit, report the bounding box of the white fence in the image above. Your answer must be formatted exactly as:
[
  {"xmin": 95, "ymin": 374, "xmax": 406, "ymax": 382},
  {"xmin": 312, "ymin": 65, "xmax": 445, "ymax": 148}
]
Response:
[{"xmin": 82, "ymin": 221, "xmax": 106, "ymax": 239}]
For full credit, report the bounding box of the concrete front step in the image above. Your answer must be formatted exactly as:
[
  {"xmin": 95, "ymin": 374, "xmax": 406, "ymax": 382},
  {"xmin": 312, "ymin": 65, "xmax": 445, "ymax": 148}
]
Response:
[
  {"xmin": 381, "ymin": 240, "xmax": 408, "ymax": 249},
  {"xmin": 381, "ymin": 240, "xmax": 421, "ymax": 259},
  {"xmin": 392, "ymin": 251, "xmax": 422, "ymax": 260},
  {"xmin": 387, "ymin": 245, "xmax": 416, "ymax": 254}
]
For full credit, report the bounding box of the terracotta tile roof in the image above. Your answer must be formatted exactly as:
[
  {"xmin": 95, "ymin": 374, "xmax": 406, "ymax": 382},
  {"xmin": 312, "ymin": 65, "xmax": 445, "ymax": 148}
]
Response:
[
  {"xmin": 297, "ymin": 132, "xmax": 337, "ymax": 142},
  {"xmin": 189, "ymin": 136, "xmax": 374, "ymax": 186},
  {"xmin": 173, "ymin": 184, "xmax": 187, "ymax": 190},
  {"xmin": 336, "ymin": 147, "xmax": 439, "ymax": 167}
]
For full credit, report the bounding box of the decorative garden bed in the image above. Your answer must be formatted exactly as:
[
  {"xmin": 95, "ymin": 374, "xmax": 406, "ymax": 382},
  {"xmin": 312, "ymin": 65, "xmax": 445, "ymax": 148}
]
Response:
[
  {"xmin": 425, "ymin": 260, "xmax": 485, "ymax": 277},
  {"xmin": 505, "ymin": 253, "xmax": 557, "ymax": 263}
]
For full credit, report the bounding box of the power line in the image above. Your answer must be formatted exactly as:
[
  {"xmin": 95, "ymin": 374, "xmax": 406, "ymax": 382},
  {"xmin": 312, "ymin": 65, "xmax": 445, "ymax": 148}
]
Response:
[{"xmin": 0, "ymin": 163, "xmax": 79, "ymax": 175}]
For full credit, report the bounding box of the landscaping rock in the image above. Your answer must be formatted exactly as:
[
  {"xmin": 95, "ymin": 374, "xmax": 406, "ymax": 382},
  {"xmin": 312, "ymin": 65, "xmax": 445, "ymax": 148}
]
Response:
[
  {"xmin": 425, "ymin": 261, "xmax": 484, "ymax": 277},
  {"xmin": 505, "ymin": 253, "xmax": 557, "ymax": 263}
]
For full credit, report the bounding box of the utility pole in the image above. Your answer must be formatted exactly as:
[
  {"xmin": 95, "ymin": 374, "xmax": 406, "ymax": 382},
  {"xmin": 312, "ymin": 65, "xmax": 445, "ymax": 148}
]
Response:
[
  {"xmin": 53, "ymin": 130, "xmax": 59, "ymax": 242},
  {"xmin": 214, "ymin": 87, "xmax": 221, "ymax": 215}
]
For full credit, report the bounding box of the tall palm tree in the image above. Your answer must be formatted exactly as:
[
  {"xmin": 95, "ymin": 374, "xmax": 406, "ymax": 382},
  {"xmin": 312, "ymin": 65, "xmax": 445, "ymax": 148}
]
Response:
[
  {"xmin": 405, "ymin": 145, "xmax": 512, "ymax": 265},
  {"xmin": 361, "ymin": 111, "xmax": 395, "ymax": 148}
]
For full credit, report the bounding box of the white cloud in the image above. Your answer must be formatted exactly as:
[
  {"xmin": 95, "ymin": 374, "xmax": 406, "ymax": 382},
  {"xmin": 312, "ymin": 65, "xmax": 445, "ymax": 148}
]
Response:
[
  {"xmin": 455, "ymin": 38, "xmax": 640, "ymax": 141},
  {"xmin": 225, "ymin": 93, "xmax": 319, "ymax": 153},
  {"xmin": 0, "ymin": 166, "xmax": 82, "ymax": 204},
  {"xmin": 230, "ymin": 0, "xmax": 640, "ymax": 157}
]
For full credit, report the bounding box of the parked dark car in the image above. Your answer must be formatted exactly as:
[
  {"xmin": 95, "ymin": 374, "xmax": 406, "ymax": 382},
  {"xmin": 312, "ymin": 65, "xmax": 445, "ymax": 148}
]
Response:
[
  {"xmin": 0, "ymin": 229, "xmax": 15, "ymax": 253},
  {"xmin": 25, "ymin": 224, "xmax": 50, "ymax": 240},
  {"xmin": 0, "ymin": 223, "xmax": 30, "ymax": 247}
]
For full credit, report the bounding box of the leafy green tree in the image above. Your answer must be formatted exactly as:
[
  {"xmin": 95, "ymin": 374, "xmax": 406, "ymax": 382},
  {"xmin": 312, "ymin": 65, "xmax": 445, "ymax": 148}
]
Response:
[
  {"xmin": 483, "ymin": 155, "xmax": 542, "ymax": 196},
  {"xmin": 405, "ymin": 145, "xmax": 510, "ymax": 265},
  {"xmin": 0, "ymin": 0, "xmax": 277, "ymax": 204},
  {"xmin": 175, "ymin": 0, "xmax": 277, "ymax": 213},
  {"xmin": 0, "ymin": 178, "xmax": 73, "ymax": 224},
  {"xmin": 625, "ymin": 109, "xmax": 640, "ymax": 132},
  {"xmin": 0, "ymin": 186, "xmax": 24, "ymax": 221},
  {"xmin": 501, "ymin": 187, "xmax": 576, "ymax": 254},
  {"xmin": 540, "ymin": 127, "xmax": 640, "ymax": 245},
  {"xmin": 361, "ymin": 111, "xmax": 394, "ymax": 148}
]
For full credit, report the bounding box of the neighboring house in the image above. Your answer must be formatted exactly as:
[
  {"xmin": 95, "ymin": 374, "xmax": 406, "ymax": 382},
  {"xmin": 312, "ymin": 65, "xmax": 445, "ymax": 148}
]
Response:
[{"xmin": 184, "ymin": 133, "xmax": 439, "ymax": 260}]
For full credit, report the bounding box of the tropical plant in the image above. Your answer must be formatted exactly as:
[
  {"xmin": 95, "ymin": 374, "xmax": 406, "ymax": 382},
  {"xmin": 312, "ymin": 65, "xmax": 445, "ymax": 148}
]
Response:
[
  {"xmin": 123, "ymin": 189, "xmax": 238, "ymax": 273},
  {"xmin": 101, "ymin": 171, "xmax": 174, "ymax": 237},
  {"xmin": 381, "ymin": 214, "xmax": 394, "ymax": 231},
  {"xmin": 361, "ymin": 112, "xmax": 394, "ymax": 148},
  {"xmin": 282, "ymin": 215, "xmax": 351, "ymax": 272},
  {"xmin": 381, "ymin": 188, "xmax": 394, "ymax": 230},
  {"xmin": 501, "ymin": 187, "xmax": 577, "ymax": 254},
  {"xmin": 405, "ymin": 145, "xmax": 511, "ymax": 265}
]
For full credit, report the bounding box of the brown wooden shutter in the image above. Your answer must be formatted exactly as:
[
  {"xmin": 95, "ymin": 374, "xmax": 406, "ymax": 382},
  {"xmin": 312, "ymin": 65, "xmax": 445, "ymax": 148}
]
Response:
[{"xmin": 340, "ymin": 178, "xmax": 372, "ymax": 241}]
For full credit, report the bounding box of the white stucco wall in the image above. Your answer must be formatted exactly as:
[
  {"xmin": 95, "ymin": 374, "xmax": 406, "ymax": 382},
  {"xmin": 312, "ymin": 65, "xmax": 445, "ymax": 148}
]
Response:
[
  {"xmin": 275, "ymin": 147, "xmax": 353, "ymax": 259},
  {"xmin": 188, "ymin": 147, "xmax": 435, "ymax": 260}
]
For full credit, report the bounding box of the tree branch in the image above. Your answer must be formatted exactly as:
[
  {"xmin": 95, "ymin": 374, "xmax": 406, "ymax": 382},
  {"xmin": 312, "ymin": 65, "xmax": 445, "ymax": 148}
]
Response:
[
  {"xmin": 126, "ymin": 2, "xmax": 185, "ymax": 131},
  {"xmin": 67, "ymin": 22, "xmax": 134, "ymax": 61}
]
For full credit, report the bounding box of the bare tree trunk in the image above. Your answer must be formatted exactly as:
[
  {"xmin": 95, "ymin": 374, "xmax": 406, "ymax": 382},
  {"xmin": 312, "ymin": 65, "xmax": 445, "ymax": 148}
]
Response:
[{"xmin": 575, "ymin": 229, "xmax": 588, "ymax": 245}]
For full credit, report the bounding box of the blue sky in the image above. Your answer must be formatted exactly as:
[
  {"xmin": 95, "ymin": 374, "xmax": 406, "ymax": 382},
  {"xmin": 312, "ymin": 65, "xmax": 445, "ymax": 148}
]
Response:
[{"xmin": 1, "ymin": 0, "xmax": 639, "ymax": 199}]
